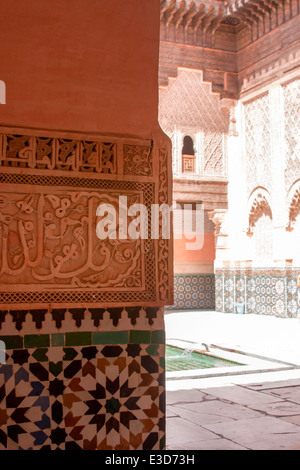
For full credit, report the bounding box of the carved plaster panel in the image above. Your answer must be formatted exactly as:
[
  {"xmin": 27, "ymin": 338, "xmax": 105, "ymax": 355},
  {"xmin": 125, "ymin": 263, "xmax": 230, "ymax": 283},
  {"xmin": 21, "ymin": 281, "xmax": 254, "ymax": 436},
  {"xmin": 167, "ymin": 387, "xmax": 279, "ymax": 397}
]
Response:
[
  {"xmin": 243, "ymin": 93, "xmax": 272, "ymax": 195},
  {"xmin": 283, "ymin": 79, "xmax": 300, "ymax": 192},
  {"xmin": 158, "ymin": 68, "xmax": 228, "ymax": 179},
  {"xmin": 0, "ymin": 127, "xmax": 173, "ymax": 309}
]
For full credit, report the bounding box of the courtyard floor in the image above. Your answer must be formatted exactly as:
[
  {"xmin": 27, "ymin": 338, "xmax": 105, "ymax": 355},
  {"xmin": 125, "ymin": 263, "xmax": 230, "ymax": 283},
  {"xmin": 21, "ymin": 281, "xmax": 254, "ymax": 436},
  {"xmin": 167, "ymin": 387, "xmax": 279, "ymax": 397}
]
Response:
[{"xmin": 164, "ymin": 310, "xmax": 300, "ymax": 450}]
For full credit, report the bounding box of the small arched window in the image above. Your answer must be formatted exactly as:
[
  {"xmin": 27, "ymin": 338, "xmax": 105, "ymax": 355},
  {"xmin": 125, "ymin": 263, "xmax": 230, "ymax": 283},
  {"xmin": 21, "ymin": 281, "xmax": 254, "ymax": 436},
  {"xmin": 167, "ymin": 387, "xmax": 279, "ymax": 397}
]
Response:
[
  {"xmin": 182, "ymin": 135, "xmax": 195, "ymax": 173},
  {"xmin": 182, "ymin": 135, "xmax": 194, "ymax": 155}
]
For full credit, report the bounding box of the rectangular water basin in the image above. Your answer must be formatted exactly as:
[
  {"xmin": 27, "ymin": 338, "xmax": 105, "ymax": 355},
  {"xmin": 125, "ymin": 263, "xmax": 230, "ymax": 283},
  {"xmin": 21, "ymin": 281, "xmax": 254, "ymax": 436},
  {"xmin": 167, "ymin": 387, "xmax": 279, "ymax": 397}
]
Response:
[
  {"xmin": 166, "ymin": 340, "xmax": 298, "ymax": 382},
  {"xmin": 166, "ymin": 344, "xmax": 243, "ymax": 372}
]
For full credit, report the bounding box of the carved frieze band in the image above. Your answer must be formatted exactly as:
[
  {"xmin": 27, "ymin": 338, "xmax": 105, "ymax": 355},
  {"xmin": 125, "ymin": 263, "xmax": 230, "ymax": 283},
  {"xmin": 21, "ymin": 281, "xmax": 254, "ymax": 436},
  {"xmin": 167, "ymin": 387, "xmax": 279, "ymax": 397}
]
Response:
[
  {"xmin": 124, "ymin": 144, "xmax": 153, "ymax": 176},
  {"xmin": 0, "ymin": 133, "xmax": 156, "ymax": 176},
  {"xmin": 0, "ymin": 134, "xmax": 117, "ymax": 174},
  {"xmin": 0, "ymin": 129, "xmax": 172, "ymax": 308},
  {"xmin": 158, "ymin": 148, "xmax": 172, "ymax": 303}
]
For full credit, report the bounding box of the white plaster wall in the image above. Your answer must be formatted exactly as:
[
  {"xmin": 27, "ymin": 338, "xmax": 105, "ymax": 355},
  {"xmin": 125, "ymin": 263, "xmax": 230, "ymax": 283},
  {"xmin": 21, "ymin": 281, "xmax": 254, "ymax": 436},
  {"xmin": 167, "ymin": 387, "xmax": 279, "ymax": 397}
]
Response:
[{"xmin": 223, "ymin": 72, "xmax": 300, "ymax": 267}]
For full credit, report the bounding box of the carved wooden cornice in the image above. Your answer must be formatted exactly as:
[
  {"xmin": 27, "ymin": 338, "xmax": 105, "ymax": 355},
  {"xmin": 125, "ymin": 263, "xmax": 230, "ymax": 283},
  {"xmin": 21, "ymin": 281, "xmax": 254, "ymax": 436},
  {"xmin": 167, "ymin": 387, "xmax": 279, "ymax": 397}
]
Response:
[{"xmin": 160, "ymin": 0, "xmax": 299, "ymax": 46}]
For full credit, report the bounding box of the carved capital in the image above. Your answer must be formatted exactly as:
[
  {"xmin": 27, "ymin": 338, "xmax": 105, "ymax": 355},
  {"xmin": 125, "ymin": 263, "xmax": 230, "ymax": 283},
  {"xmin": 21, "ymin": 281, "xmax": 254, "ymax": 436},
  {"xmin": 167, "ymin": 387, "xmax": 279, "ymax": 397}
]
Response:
[{"xmin": 208, "ymin": 209, "xmax": 228, "ymax": 237}]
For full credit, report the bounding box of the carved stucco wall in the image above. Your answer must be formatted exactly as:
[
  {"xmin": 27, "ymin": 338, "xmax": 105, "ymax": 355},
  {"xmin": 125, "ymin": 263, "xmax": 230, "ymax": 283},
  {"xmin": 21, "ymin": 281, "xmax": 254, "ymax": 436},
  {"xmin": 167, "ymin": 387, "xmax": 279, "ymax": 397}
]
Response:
[
  {"xmin": 159, "ymin": 68, "xmax": 229, "ymax": 179},
  {"xmin": 218, "ymin": 73, "xmax": 300, "ymax": 266},
  {"xmin": 283, "ymin": 79, "xmax": 300, "ymax": 192},
  {"xmin": 215, "ymin": 73, "xmax": 300, "ymax": 317},
  {"xmin": 0, "ymin": 128, "xmax": 173, "ymax": 309},
  {"xmin": 242, "ymin": 76, "xmax": 300, "ymax": 262},
  {"xmin": 243, "ymin": 93, "xmax": 272, "ymax": 196}
]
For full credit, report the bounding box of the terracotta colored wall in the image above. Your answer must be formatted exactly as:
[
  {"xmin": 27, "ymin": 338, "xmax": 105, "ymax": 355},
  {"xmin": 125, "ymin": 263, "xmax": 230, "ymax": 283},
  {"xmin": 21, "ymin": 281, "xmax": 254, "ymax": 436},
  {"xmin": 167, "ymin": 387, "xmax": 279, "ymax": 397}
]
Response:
[
  {"xmin": 173, "ymin": 209, "xmax": 216, "ymax": 272},
  {"xmin": 0, "ymin": 0, "xmax": 160, "ymax": 138},
  {"xmin": 0, "ymin": 0, "xmax": 172, "ymax": 450},
  {"xmin": 174, "ymin": 234, "xmax": 215, "ymax": 264},
  {"xmin": 171, "ymin": 234, "xmax": 216, "ymax": 310},
  {"xmin": 169, "ymin": 215, "xmax": 216, "ymax": 310}
]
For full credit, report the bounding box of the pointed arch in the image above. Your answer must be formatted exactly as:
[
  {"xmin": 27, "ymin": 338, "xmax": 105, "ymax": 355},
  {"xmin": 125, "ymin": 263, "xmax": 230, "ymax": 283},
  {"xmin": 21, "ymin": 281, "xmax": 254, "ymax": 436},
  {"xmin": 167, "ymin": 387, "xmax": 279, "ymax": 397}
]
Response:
[
  {"xmin": 286, "ymin": 180, "xmax": 300, "ymax": 232},
  {"xmin": 247, "ymin": 187, "xmax": 272, "ymax": 237}
]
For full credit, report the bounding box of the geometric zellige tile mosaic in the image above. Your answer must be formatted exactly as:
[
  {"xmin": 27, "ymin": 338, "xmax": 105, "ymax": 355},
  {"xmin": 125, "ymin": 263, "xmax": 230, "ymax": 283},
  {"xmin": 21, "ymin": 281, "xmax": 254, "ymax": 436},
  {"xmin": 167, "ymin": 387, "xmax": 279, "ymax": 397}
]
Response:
[
  {"xmin": 215, "ymin": 270, "xmax": 300, "ymax": 318},
  {"xmin": 167, "ymin": 274, "xmax": 215, "ymax": 310},
  {"xmin": 0, "ymin": 341, "xmax": 165, "ymax": 450}
]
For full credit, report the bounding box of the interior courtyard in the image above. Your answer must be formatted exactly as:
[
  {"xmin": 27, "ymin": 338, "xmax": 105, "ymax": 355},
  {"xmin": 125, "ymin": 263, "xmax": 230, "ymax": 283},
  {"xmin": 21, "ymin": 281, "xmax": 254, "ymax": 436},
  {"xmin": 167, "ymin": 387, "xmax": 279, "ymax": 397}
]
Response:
[{"xmin": 0, "ymin": 0, "xmax": 300, "ymax": 451}]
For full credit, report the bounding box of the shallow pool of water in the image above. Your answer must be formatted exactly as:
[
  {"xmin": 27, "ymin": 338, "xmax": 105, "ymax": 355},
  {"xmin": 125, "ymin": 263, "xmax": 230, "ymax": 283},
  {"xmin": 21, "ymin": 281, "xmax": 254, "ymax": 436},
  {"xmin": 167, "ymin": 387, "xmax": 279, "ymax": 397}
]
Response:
[{"xmin": 166, "ymin": 345, "xmax": 244, "ymax": 372}]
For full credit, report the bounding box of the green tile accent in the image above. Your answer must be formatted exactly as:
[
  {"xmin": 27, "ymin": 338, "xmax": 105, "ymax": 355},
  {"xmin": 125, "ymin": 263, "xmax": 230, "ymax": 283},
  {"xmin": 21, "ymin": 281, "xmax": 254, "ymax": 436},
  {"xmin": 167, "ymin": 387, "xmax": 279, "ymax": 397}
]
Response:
[
  {"xmin": 160, "ymin": 435, "xmax": 166, "ymax": 451},
  {"xmin": 0, "ymin": 335, "xmax": 23, "ymax": 350},
  {"xmin": 24, "ymin": 334, "xmax": 50, "ymax": 348},
  {"xmin": 32, "ymin": 348, "xmax": 48, "ymax": 362},
  {"xmin": 63, "ymin": 347, "xmax": 78, "ymax": 361},
  {"xmin": 65, "ymin": 332, "xmax": 91, "ymax": 346},
  {"xmin": 160, "ymin": 356, "xmax": 165, "ymax": 369},
  {"xmin": 146, "ymin": 344, "xmax": 159, "ymax": 356},
  {"xmin": 151, "ymin": 330, "xmax": 165, "ymax": 344},
  {"xmin": 105, "ymin": 397, "xmax": 121, "ymax": 415},
  {"xmin": 51, "ymin": 333, "xmax": 64, "ymax": 347},
  {"xmin": 49, "ymin": 361, "xmax": 63, "ymax": 377},
  {"xmin": 129, "ymin": 330, "xmax": 151, "ymax": 344},
  {"xmin": 93, "ymin": 331, "xmax": 129, "ymax": 345}
]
